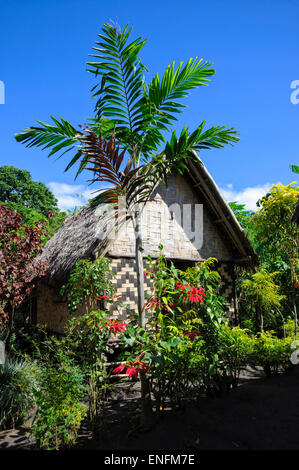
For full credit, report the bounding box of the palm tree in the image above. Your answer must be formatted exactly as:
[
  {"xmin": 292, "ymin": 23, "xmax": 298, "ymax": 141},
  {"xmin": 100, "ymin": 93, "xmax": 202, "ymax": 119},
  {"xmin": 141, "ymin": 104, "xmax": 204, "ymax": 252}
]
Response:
[
  {"xmin": 15, "ymin": 23, "xmax": 239, "ymax": 328},
  {"xmin": 16, "ymin": 23, "xmax": 240, "ymax": 424}
]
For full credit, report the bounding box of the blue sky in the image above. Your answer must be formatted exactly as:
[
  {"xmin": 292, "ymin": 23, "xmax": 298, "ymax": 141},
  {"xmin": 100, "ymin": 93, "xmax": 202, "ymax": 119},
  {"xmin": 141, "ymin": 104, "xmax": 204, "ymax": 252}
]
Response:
[{"xmin": 0, "ymin": 0, "xmax": 298, "ymax": 211}]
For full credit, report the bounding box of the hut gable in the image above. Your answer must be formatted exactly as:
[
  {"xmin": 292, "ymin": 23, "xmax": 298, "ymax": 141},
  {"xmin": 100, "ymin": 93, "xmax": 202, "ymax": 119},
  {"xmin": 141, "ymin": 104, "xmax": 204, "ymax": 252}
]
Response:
[{"xmin": 108, "ymin": 173, "xmax": 232, "ymax": 262}]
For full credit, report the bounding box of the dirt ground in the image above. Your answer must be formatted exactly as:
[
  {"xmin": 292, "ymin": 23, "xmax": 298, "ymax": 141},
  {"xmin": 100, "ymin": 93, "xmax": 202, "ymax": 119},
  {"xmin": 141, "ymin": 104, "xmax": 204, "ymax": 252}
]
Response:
[{"xmin": 1, "ymin": 365, "xmax": 299, "ymax": 451}]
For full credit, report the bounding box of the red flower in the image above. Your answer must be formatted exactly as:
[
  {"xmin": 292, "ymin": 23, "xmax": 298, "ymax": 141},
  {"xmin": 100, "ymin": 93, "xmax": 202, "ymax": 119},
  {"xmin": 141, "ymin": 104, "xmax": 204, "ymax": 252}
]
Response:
[
  {"xmin": 112, "ymin": 360, "xmax": 150, "ymax": 380},
  {"xmin": 145, "ymin": 297, "xmax": 160, "ymax": 310},
  {"xmin": 175, "ymin": 282, "xmax": 188, "ymax": 290},
  {"xmin": 108, "ymin": 319, "xmax": 128, "ymax": 335},
  {"xmin": 126, "ymin": 366, "xmax": 139, "ymax": 379},
  {"xmin": 183, "ymin": 286, "xmax": 205, "ymax": 304},
  {"xmin": 96, "ymin": 295, "xmax": 110, "ymax": 301},
  {"xmin": 112, "ymin": 364, "xmax": 126, "ymax": 374},
  {"xmin": 97, "ymin": 318, "xmax": 128, "ymax": 336},
  {"xmin": 183, "ymin": 330, "xmax": 203, "ymax": 341},
  {"xmin": 162, "ymin": 302, "xmax": 174, "ymax": 312},
  {"xmin": 144, "ymin": 271, "xmax": 156, "ymax": 278},
  {"xmin": 96, "ymin": 295, "xmax": 118, "ymax": 303}
]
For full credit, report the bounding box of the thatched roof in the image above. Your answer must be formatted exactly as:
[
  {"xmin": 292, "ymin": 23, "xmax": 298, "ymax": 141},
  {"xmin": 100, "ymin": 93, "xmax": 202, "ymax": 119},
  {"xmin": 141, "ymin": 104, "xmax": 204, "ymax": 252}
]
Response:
[
  {"xmin": 40, "ymin": 204, "xmax": 111, "ymax": 285},
  {"xmin": 40, "ymin": 155, "xmax": 258, "ymax": 285}
]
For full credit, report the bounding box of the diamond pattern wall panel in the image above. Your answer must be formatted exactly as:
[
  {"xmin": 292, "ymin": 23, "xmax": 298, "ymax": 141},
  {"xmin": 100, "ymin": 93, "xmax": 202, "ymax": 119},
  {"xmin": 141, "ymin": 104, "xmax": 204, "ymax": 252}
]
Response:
[{"xmin": 106, "ymin": 257, "xmax": 235, "ymax": 318}]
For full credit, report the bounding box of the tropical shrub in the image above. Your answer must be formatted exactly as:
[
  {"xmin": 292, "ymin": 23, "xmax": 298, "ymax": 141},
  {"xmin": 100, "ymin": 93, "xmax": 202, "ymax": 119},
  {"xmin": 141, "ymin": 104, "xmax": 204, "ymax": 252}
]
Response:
[
  {"xmin": 250, "ymin": 183, "xmax": 299, "ymax": 332},
  {"xmin": 148, "ymin": 335, "xmax": 205, "ymax": 409},
  {"xmin": 252, "ymin": 331, "xmax": 293, "ymax": 375},
  {"xmin": 284, "ymin": 318, "xmax": 298, "ymax": 338},
  {"xmin": 112, "ymin": 253, "xmax": 232, "ymax": 410},
  {"xmin": 217, "ymin": 325, "xmax": 255, "ymax": 386},
  {"xmin": 0, "ymin": 358, "xmax": 40, "ymax": 430},
  {"xmin": 60, "ymin": 257, "xmax": 115, "ymax": 314},
  {"xmin": 240, "ymin": 269, "xmax": 284, "ymax": 333},
  {"xmin": 32, "ymin": 362, "xmax": 86, "ymax": 450}
]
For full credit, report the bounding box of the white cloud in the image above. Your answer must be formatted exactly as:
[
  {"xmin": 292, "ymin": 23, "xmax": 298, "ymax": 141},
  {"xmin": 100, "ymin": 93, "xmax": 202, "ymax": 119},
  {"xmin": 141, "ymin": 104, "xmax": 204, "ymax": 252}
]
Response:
[
  {"xmin": 48, "ymin": 182, "xmax": 96, "ymax": 211},
  {"xmin": 49, "ymin": 180, "xmax": 278, "ymax": 214},
  {"xmin": 219, "ymin": 182, "xmax": 276, "ymax": 211}
]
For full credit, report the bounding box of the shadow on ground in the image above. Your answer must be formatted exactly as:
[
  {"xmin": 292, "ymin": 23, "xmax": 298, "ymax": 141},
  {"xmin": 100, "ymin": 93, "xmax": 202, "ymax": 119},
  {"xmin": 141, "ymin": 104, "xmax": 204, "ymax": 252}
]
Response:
[
  {"xmin": 1, "ymin": 365, "xmax": 299, "ymax": 451},
  {"xmin": 78, "ymin": 365, "xmax": 299, "ymax": 451}
]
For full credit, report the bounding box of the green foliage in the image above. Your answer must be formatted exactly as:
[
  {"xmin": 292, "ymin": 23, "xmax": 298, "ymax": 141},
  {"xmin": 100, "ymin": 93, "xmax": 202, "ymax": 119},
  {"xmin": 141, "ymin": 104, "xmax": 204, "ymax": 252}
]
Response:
[
  {"xmin": 0, "ymin": 166, "xmax": 67, "ymax": 241},
  {"xmin": 251, "ymin": 183, "xmax": 299, "ymax": 257},
  {"xmin": 0, "ymin": 165, "xmax": 58, "ymax": 215},
  {"xmin": 116, "ymin": 253, "xmax": 231, "ymax": 406},
  {"xmin": 228, "ymin": 201, "xmax": 254, "ymax": 234},
  {"xmin": 0, "ymin": 358, "xmax": 40, "ymax": 430},
  {"xmin": 32, "ymin": 362, "xmax": 86, "ymax": 450},
  {"xmin": 217, "ymin": 325, "xmax": 254, "ymax": 385},
  {"xmin": 250, "ymin": 183, "xmax": 299, "ymax": 320},
  {"xmin": 181, "ymin": 258, "xmax": 227, "ymax": 325},
  {"xmin": 252, "ymin": 331, "xmax": 293, "ymax": 375},
  {"xmin": 64, "ymin": 308, "xmax": 122, "ymax": 377},
  {"xmin": 60, "ymin": 257, "xmax": 115, "ymax": 313},
  {"xmin": 65, "ymin": 308, "xmax": 127, "ymax": 426},
  {"xmin": 149, "ymin": 336, "xmax": 205, "ymax": 407},
  {"xmin": 240, "ymin": 269, "xmax": 284, "ymax": 332},
  {"xmin": 284, "ymin": 318, "xmax": 298, "ymax": 338},
  {"xmin": 229, "ymin": 182, "xmax": 299, "ymax": 334}
]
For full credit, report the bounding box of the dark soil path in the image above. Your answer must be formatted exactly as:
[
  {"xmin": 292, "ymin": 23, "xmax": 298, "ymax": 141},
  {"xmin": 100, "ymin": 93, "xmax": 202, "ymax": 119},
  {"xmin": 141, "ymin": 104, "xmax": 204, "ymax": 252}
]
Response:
[
  {"xmin": 1, "ymin": 365, "xmax": 299, "ymax": 451},
  {"xmin": 78, "ymin": 365, "xmax": 299, "ymax": 451}
]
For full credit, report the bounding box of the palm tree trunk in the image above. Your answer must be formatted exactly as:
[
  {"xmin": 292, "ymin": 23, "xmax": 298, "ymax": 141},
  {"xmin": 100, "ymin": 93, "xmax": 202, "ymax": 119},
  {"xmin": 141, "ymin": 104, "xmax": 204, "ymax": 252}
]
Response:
[
  {"xmin": 133, "ymin": 206, "xmax": 153, "ymax": 426},
  {"xmin": 134, "ymin": 206, "xmax": 145, "ymax": 326}
]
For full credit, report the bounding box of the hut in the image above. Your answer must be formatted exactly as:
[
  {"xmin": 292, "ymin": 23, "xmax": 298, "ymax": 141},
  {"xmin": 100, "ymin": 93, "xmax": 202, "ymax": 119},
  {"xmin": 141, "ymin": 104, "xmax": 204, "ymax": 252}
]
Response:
[{"xmin": 34, "ymin": 157, "xmax": 258, "ymax": 332}]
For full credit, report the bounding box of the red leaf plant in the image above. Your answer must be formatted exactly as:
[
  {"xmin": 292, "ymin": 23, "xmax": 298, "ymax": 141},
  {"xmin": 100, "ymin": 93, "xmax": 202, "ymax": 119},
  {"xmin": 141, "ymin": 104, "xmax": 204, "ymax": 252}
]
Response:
[{"xmin": 0, "ymin": 206, "xmax": 47, "ymax": 327}]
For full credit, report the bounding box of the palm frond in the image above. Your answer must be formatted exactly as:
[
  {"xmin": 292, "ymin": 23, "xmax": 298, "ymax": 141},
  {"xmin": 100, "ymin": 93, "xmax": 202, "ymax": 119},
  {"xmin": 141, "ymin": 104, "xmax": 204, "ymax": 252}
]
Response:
[
  {"xmin": 155, "ymin": 123, "xmax": 240, "ymax": 176},
  {"xmin": 87, "ymin": 23, "xmax": 147, "ymax": 146},
  {"xmin": 77, "ymin": 127, "xmax": 155, "ymax": 209},
  {"xmin": 15, "ymin": 116, "xmax": 83, "ymax": 165},
  {"xmin": 134, "ymin": 58, "xmax": 215, "ymax": 159}
]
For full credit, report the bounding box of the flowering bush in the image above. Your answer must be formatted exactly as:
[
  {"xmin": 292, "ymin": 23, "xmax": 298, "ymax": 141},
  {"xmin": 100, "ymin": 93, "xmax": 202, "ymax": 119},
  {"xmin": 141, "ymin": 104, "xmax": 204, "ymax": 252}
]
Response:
[
  {"xmin": 64, "ymin": 307, "xmax": 130, "ymax": 428},
  {"xmin": 112, "ymin": 252, "xmax": 232, "ymax": 407}
]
